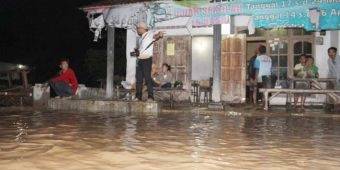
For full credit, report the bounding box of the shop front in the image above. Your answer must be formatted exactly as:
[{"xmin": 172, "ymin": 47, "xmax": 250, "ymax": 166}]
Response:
[{"xmin": 81, "ymin": 0, "xmax": 340, "ymax": 103}]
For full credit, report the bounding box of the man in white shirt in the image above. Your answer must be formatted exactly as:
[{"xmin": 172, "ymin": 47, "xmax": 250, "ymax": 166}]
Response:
[
  {"xmin": 254, "ymin": 45, "xmax": 273, "ymax": 103},
  {"xmin": 254, "ymin": 45, "xmax": 272, "ymax": 86},
  {"xmin": 134, "ymin": 22, "xmax": 164, "ymax": 101},
  {"xmin": 327, "ymin": 47, "xmax": 340, "ymax": 89}
]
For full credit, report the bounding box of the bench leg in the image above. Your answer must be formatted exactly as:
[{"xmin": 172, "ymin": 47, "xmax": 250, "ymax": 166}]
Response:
[
  {"xmin": 170, "ymin": 93, "xmax": 174, "ymax": 108},
  {"xmin": 264, "ymin": 91, "xmax": 269, "ymax": 111}
]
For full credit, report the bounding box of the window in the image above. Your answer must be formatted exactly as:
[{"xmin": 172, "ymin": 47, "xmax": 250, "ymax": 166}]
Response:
[
  {"xmin": 270, "ymin": 41, "xmax": 288, "ymax": 81},
  {"xmin": 293, "ymin": 41, "xmax": 312, "ymax": 65}
]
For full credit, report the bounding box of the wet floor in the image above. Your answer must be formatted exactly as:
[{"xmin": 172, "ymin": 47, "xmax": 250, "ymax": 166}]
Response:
[{"xmin": 0, "ymin": 109, "xmax": 339, "ymax": 170}]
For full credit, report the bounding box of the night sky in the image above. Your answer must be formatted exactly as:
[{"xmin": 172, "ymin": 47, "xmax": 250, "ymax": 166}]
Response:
[{"xmin": 0, "ymin": 0, "xmax": 126, "ymax": 86}]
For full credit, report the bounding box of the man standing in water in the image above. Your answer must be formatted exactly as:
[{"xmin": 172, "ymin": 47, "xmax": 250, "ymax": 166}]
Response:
[
  {"xmin": 134, "ymin": 22, "xmax": 164, "ymax": 101},
  {"xmin": 327, "ymin": 47, "xmax": 340, "ymax": 89},
  {"xmin": 49, "ymin": 59, "xmax": 78, "ymax": 98},
  {"xmin": 254, "ymin": 45, "xmax": 272, "ymax": 103}
]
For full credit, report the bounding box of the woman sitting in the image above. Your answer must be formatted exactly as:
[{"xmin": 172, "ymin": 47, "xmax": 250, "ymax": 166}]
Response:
[{"xmin": 153, "ymin": 63, "xmax": 173, "ymax": 89}]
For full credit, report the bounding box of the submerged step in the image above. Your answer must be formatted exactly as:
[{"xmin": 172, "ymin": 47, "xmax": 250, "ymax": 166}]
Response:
[{"xmin": 48, "ymin": 98, "xmax": 160, "ymax": 114}]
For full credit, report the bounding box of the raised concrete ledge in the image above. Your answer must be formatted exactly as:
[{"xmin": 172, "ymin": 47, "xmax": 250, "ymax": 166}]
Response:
[{"xmin": 48, "ymin": 98, "xmax": 160, "ymax": 114}]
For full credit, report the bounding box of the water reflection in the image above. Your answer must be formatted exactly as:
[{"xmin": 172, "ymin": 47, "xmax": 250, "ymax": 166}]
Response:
[{"xmin": 0, "ymin": 110, "xmax": 339, "ymax": 169}]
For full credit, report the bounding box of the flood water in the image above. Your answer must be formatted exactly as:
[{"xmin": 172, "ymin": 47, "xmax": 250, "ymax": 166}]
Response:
[{"xmin": 0, "ymin": 109, "xmax": 340, "ymax": 170}]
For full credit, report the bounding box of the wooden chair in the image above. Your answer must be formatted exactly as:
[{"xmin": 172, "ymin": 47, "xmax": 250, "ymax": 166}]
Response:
[{"xmin": 199, "ymin": 77, "xmax": 213, "ymax": 103}]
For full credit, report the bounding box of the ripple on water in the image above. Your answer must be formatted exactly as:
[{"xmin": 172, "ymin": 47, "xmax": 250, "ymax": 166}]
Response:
[{"xmin": 0, "ymin": 110, "xmax": 339, "ymax": 170}]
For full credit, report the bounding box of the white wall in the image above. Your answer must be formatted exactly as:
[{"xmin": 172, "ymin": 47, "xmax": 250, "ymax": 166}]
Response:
[
  {"xmin": 192, "ymin": 36, "xmax": 214, "ymax": 80},
  {"xmin": 125, "ymin": 29, "xmax": 137, "ymax": 85},
  {"xmin": 315, "ymin": 30, "xmax": 340, "ymax": 78}
]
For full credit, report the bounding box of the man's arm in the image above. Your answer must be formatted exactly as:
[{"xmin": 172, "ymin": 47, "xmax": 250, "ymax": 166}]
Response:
[
  {"xmin": 254, "ymin": 59, "xmax": 260, "ymax": 82},
  {"xmin": 69, "ymin": 70, "xmax": 78, "ymax": 87},
  {"xmin": 153, "ymin": 31, "xmax": 165, "ymax": 40}
]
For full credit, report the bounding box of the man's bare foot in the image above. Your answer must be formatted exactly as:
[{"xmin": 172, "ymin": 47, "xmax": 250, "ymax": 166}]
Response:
[
  {"xmin": 132, "ymin": 98, "xmax": 141, "ymax": 102},
  {"xmin": 62, "ymin": 96, "xmax": 72, "ymax": 100},
  {"xmin": 147, "ymin": 98, "xmax": 154, "ymax": 102}
]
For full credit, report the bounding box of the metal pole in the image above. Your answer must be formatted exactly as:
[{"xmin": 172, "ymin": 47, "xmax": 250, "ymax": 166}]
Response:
[
  {"xmin": 106, "ymin": 26, "xmax": 115, "ymax": 99},
  {"xmin": 212, "ymin": 24, "xmax": 222, "ymax": 102}
]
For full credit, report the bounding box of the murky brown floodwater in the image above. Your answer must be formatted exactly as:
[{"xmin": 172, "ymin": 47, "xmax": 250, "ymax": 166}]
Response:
[{"xmin": 0, "ymin": 109, "xmax": 340, "ymax": 170}]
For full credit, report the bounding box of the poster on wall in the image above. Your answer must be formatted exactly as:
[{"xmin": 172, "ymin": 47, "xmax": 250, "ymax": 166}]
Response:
[{"xmin": 166, "ymin": 42, "xmax": 175, "ymax": 56}]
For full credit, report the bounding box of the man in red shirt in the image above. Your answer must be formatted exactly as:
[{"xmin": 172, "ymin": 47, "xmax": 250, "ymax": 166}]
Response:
[{"xmin": 49, "ymin": 59, "xmax": 78, "ymax": 98}]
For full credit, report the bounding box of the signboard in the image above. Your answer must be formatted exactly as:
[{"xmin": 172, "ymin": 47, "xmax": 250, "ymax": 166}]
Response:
[
  {"xmin": 101, "ymin": 0, "xmax": 340, "ymax": 30},
  {"xmin": 173, "ymin": 0, "xmax": 340, "ymax": 30}
]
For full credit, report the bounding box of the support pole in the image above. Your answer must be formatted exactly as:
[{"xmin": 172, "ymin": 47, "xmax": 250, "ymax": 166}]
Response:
[
  {"xmin": 7, "ymin": 72, "xmax": 12, "ymax": 88},
  {"xmin": 212, "ymin": 24, "xmax": 222, "ymax": 102},
  {"xmin": 21, "ymin": 70, "xmax": 28, "ymax": 89},
  {"xmin": 106, "ymin": 26, "xmax": 115, "ymax": 99},
  {"xmin": 229, "ymin": 16, "xmax": 235, "ymax": 34}
]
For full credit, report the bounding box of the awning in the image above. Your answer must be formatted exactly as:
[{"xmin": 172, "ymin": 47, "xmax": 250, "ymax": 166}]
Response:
[{"xmin": 82, "ymin": 0, "xmax": 340, "ymax": 34}]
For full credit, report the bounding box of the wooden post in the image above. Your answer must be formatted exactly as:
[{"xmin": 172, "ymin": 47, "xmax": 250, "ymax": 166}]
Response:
[
  {"xmin": 106, "ymin": 26, "xmax": 115, "ymax": 99},
  {"xmin": 212, "ymin": 24, "xmax": 222, "ymax": 102},
  {"xmin": 7, "ymin": 72, "xmax": 12, "ymax": 88},
  {"xmin": 230, "ymin": 16, "xmax": 235, "ymax": 34},
  {"xmin": 21, "ymin": 70, "xmax": 28, "ymax": 89}
]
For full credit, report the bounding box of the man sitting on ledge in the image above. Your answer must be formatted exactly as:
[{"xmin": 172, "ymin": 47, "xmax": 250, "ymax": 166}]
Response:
[{"xmin": 49, "ymin": 59, "xmax": 78, "ymax": 98}]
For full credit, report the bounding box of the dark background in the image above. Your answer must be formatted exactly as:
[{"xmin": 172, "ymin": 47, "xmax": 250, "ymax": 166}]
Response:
[{"xmin": 0, "ymin": 0, "xmax": 126, "ymax": 87}]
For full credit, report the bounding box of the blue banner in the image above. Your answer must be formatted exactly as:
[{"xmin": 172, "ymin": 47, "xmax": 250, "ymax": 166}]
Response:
[{"xmin": 173, "ymin": 0, "xmax": 340, "ymax": 30}]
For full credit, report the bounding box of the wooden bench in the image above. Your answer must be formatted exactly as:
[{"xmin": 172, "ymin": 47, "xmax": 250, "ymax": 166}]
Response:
[{"xmin": 259, "ymin": 88, "xmax": 340, "ymax": 110}]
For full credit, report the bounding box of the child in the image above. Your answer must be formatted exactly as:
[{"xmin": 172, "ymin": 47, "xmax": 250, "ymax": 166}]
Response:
[
  {"xmin": 305, "ymin": 57, "xmax": 319, "ymax": 78},
  {"xmin": 293, "ymin": 54, "xmax": 308, "ymax": 109}
]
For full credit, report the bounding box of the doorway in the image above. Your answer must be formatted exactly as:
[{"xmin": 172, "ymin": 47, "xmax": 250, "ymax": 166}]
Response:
[{"xmin": 191, "ymin": 36, "xmax": 213, "ymax": 81}]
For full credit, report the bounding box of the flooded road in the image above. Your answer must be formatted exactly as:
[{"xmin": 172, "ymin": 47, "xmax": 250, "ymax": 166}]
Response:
[{"xmin": 0, "ymin": 109, "xmax": 339, "ymax": 170}]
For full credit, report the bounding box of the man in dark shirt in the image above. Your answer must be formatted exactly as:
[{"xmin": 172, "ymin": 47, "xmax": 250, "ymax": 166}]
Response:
[
  {"xmin": 49, "ymin": 59, "xmax": 78, "ymax": 98},
  {"xmin": 248, "ymin": 46, "xmax": 259, "ymax": 104}
]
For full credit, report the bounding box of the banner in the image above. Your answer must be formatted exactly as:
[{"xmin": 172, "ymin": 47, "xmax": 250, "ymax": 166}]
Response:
[
  {"xmin": 173, "ymin": 0, "xmax": 340, "ymax": 30},
  {"xmin": 101, "ymin": 0, "xmax": 340, "ymax": 30},
  {"xmin": 319, "ymin": 3, "xmax": 340, "ymax": 30}
]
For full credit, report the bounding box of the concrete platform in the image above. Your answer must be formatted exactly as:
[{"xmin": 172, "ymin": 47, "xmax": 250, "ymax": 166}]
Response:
[{"xmin": 48, "ymin": 98, "xmax": 160, "ymax": 114}]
